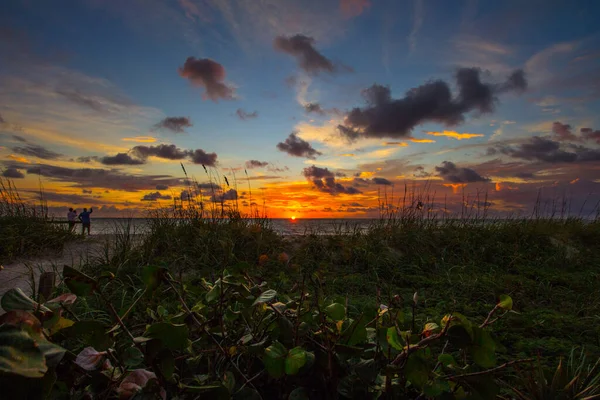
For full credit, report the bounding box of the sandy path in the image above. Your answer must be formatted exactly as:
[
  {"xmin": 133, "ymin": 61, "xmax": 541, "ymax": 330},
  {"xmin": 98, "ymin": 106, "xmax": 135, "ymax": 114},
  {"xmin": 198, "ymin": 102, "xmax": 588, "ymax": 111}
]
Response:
[{"xmin": 0, "ymin": 236, "xmax": 112, "ymax": 312}]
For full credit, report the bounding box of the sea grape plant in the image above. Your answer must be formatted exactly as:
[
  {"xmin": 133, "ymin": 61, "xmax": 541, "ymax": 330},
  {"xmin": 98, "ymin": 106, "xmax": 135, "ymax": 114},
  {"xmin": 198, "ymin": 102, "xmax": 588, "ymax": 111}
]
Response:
[{"xmin": 0, "ymin": 264, "xmax": 529, "ymax": 399}]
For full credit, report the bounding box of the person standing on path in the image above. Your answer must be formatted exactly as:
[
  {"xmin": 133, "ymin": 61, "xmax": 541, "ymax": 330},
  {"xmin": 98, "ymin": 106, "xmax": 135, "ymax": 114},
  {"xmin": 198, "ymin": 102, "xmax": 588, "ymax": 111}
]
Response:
[
  {"xmin": 67, "ymin": 208, "xmax": 77, "ymax": 232},
  {"xmin": 78, "ymin": 207, "xmax": 93, "ymax": 236}
]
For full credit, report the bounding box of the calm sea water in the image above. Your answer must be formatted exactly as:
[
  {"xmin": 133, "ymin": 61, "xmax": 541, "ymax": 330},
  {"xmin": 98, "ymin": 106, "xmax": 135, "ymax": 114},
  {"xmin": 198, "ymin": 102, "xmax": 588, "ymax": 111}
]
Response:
[{"xmin": 66, "ymin": 218, "xmax": 375, "ymax": 236}]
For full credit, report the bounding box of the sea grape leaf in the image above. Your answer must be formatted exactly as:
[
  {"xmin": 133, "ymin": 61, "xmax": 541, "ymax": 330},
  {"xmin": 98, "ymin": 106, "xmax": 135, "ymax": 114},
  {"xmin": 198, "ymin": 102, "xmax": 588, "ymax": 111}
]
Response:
[
  {"xmin": 325, "ymin": 303, "xmax": 345, "ymax": 321},
  {"xmin": 285, "ymin": 347, "xmax": 307, "ymax": 375},
  {"xmin": 497, "ymin": 295, "xmax": 513, "ymax": 310},
  {"xmin": 144, "ymin": 323, "xmax": 190, "ymax": 351},
  {"xmin": 0, "ymin": 325, "xmax": 47, "ymax": 378},
  {"xmin": 386, "ymin": 327, "xmax": 404, "ymax": 351},
  {"xmin": 263, "ymin": 341, "xmax": 286, "ymax": 378},
  {"xmin": 1, "ymin": 288, "xmax": 50, "ymax": 313},
  {"xmin": 253, "ymin": 289, "xmax": 277, "ymax": 306},
  {"xmin": 63, "ymin": 266, "xmax": 97, "ymax": 296}
]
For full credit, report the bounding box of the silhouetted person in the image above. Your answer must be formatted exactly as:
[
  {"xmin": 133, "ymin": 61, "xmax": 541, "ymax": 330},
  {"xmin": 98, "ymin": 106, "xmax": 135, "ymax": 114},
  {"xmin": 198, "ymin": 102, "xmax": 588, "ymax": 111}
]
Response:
[
  {"xmin": 67, "ymin": 208, "xmax": 77, "ymax": 232},
  {"xmin": 79, "ymin": 207, "xmax": 93, "ymax": 236}
]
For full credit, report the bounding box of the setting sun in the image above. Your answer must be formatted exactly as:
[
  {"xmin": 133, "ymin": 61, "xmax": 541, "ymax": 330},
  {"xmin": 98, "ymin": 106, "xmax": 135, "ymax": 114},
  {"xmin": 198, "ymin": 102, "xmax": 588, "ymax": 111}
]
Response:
[{"xmin": 291, "ymin": 216, "xmax": 296, "ymax": 220}]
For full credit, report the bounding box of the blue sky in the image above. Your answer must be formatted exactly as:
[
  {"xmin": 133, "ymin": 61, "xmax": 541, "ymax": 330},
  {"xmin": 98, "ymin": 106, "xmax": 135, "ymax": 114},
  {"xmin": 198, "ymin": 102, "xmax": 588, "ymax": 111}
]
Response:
[{"xmin": 1, "ymin": 0, "xmax": 600, "ymax": 217}]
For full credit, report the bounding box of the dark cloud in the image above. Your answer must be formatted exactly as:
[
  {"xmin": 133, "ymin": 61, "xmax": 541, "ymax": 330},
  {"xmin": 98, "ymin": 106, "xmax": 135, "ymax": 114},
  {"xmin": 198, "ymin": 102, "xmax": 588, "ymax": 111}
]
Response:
[
  {"xmin": 13, "ymin": 144, "xmax": 62, "ymax": 160},
  {"xmin": 276, "ymin": 132, "xmax": 322, "ymax": 159},
  {"xmin": 196, "ymin": 182, "xmax": 218, "ymax": 190},
  {"xmin": 302, "ymin": 165, "xmax": 361, "ymax": 195},
  {"xmin": 0, "ymin": 113, "xmax": 4, "ymax": 123},
  {"xmin": 552, "ymin": 121, "xmax": 578, "ymax": 141},
  {"xmin": 273, "ymin": 35, "xmax": 336, "ymax": 75},
  {"xmin": 155, "ymin": 184, "xmax": 169, "ymax": 190},
  {"xmin": 267, "ymin": 165, "xmax": 290, "ymax": 173},
  {"xmin": 489, "ymin": 137, "xmax": 600, "ymax": 163},
  {"xmin": 12, "ymin": 135, "xmax": 26, "ymax": 142},
  {"xmin": 515, "ymin": 171, "xmax": 535, "ymax": 180},
  {"xmin": 141, "ymin": 191, "xmax": 172, "ymax": 201},
  {"xmin": 435, "ymin": 161, "xmax": 490, "ymax": 183},
  {"xmin": 581, "ymin": 127, "xmax": 600, "ymax": 144},
  {"xmin": 76, "ymin": 156, "xmax": 96, "ymax": 163},
  {"xmin": 82, "ymin": 189, "xmax": 92, "ymax": 194},
  {"xmin": 178, "ymin": 57, "xmax": 235, "ymax": 101},
  {"xmin": 373, "ymin": 177, "xmax": 393, "ymax": 185},
  {"xmin": 101, "ymin": 152, "xmax": 145, "ymax": 165},
  {"xmin": 304, "ymin": 103, "xmax": 326, "ymax": 115},
  {"xmin": 413, "ymin": 166, "xmax": 431, "ymax": 178},
  {"xmin": 212, "ymin": 188, "xmax": 238, "ymax": 202},
  {"xmin": 153, "ymin": 117, "xmax": 192, "ymax": 133},
  {"xmin": 2, "ymin": 167, "xmax": 24, "ymax": 178},
  {"xmin": 17, "ymin": 162, "xmax": 183, "ymax": 192},
  {"xmin": 236, "ymin": 109, "xmax": 258, "ymax": 120},
  {"xmin": 189, "ymin": 149, "xmax": 218, "ymax": 166},
  {"xmin": 245, "ymin": 160, "xmax": 269, "ymax": 169},
  {"xmin": 340, "ymin": 68, "xmax": 527, "ymax": 140},
  {"xmin": 132, "ymin": 144, "xmax": 189, "ymax": 160}
]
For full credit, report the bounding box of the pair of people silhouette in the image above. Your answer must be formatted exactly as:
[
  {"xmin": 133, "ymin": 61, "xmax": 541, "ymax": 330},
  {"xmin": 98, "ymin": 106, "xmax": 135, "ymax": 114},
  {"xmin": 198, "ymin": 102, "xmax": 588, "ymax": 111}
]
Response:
[{"xmin": 67, "ymin": 207, "xmax": 93, "ymax": 235}]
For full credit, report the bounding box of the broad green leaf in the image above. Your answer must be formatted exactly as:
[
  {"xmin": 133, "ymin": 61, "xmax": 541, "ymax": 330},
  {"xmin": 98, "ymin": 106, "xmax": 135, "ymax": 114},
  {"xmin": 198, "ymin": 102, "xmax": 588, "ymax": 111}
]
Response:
[
  {"xmin": 48, "ymin": 317, "xmax": 75, "ymax": 336},
  {"xmin": 63, "ymin": 266, "xmax": 97, "ymax": 296},
  {"xmin": 470, "ymin": 326, "xmax": 496, "ymax": 368},
  {"xmin": 424, "ymin": 380, "xmax": 451, "ymax": 397},
  {"xmin": 0, "ymin": 325, "xmax": 47, "ymax": 378},
  {"xmin": 142, "ymin": 265, "xmax": 165, "ymax": 290},
  {"xmin": 438, "ymin": 353, "xmax": 458, "ymax": 368},
  {"xmin": 354, "ymin": 359, "xmax": 378, "ymax": 382},
  {"xmin": 122, "ymin": 347, "xmax": 144, "ymax": 367},
  {"xmin": 253, "ymin": 289, "xmax": 277, "ymax": 306},
  {"xmin": 206, "ymin": 280, "xmax": 222, "ymax": 303},
  {"xmin": 497, "ymin": 294, "xmax": 513, "ymax": 310},
  {"xmin": 386, "ymin": 327, "xmax": 404, "ymax": 351},
  {"xmin": 405, "ymin": 353, "xmax": 429, "ymax": 389},
  {"xmin": 1, "ymin": 288, "xmax": 50, "ymax": 312},
  {"xmin": 263, "ymin": 341, "xmax": 287, "ymax": 378},
  {"xmin": 289, "ymin": 387, "xmax": 309, "ymax": 400},
  {"xmin": 341, "ymin": 315, "xmax": 367, "ymax": 346},
  {"xmin": 70, "ymin": 320, "xmax": 113, "ymax": 350},
  {"xmin": 447, "ymin": 325, "xmax": 472, "ymax": 348},
  {"xmin": 158, "ymin": 350, "xmax": 175, "ymax": 380},
  {"xmin": 285, "ymin": 347, "xmax": 307, "ymax": 375},
  {"xmin": 0, "ymin": 310, "xmax": 43, "ymax": 337},
  {"xmin": 223, "ymin": 371, "xmax": 235, "ymax": 393},
  {"xmin": 37, "ymin": 340, "xmax": 65, "ymax": 368},
  {"xmin": 144, "ymin": 323, "xmax": 190, "ymax": 351},
  {"xmin": 325, "ymin": 303, "xmax": 345, "ymax": 321}
]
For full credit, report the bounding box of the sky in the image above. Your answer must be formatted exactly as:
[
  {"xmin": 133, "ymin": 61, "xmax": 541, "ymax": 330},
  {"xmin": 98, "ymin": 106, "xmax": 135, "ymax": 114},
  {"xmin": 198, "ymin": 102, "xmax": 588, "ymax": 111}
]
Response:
[{"xmin": 1, "ymin": 0, "xmax": 600, "ymax": 219}]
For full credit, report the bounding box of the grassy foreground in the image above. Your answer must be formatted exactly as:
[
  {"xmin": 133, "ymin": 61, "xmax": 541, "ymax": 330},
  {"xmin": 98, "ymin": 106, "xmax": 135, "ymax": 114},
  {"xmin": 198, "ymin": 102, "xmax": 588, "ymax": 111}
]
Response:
[
  {"xmin": 0, "ymin": 178, "xmax": 77, "ymax": 263},
  {"xmin": 1, "ymin": 207, "xmax": 600, "ymax": 399}
]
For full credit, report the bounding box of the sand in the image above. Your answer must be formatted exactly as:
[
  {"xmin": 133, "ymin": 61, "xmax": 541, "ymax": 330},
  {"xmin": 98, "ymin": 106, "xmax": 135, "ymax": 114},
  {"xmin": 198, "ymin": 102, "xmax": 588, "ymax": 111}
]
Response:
[{"xmin": 0, "ymin": 235, "xmax": 115, "ymax": 313}]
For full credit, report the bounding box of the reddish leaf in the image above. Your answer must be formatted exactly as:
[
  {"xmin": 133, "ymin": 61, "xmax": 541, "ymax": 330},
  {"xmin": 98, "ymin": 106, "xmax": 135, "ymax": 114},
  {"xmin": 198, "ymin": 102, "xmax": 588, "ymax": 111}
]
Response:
[
  {"xmin": 118, "ymin": 369, "xmax": 166, "ymax": 399},
  {"xmin": 75, "ymin": 347, "xmax": 107, "ymax": 371},
  {"xmin": 47, "ymin": 293, "xmax": 77, "ymax": 306}
]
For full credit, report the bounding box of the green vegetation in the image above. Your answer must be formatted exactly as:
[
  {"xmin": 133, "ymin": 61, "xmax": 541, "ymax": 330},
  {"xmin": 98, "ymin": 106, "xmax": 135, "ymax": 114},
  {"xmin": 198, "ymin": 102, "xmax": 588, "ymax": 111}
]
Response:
[
  {"xmin": 1, "ymin": 203, "xmax": 600, "ymax": 398},
  {"xmin": 0, "ymin": 178, "xmax": 77, "ymax": 263}
]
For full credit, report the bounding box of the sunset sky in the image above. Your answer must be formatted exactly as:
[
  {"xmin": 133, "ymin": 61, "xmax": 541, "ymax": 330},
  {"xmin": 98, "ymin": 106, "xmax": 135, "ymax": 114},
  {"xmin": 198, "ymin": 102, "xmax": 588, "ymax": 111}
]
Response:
[{"xmin": 1, "ymin": 0, "xmax": 600, "ymax": 218}]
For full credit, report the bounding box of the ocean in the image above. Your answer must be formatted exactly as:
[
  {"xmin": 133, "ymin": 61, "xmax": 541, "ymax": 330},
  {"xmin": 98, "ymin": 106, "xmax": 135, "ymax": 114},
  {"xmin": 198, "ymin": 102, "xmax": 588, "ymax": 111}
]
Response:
[{"xmin": 66, "ymin": 218, "xmax": 375, "ymax": 236}]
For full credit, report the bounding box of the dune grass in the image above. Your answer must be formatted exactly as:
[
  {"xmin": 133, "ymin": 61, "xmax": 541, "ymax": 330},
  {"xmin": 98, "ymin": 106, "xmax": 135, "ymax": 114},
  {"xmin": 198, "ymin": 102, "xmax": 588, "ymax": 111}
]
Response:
[{"xmin": 0, "ymin": 178, "xmax": 77, "ymax": 263}]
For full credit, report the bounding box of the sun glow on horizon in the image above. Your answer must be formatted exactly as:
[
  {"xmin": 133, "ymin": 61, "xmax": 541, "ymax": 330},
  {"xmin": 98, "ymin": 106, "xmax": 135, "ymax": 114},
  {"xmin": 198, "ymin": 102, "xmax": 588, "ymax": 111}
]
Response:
[{"xmin": 291, "ymin": 215, "xmax": 296, "ymax": 221}]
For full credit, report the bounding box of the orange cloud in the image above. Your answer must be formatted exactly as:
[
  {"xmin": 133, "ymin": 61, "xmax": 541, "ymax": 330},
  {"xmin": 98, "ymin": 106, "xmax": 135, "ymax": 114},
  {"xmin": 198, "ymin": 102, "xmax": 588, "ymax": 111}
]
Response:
[
  {"xmin": 122, "ymin": 136, "xmax": 157, "ymax": 143},
  {"xmin": 8, "ymin": 154, "xmax": 31, "ymax": 163},
  {"xmin": 340, "ymin": 153, "xmax": 355, "ymax": 157},
  {"xmin": 340, "ymin": 0, "xmax": 370, "ymax": 18},
  {"xmin": 495, "ymin": 182, "xmax": 518, "ymax": 191},
  {"xmin": 570, "ymin": 178, "xmax": 579, "ymax": 184},
  {"xmin": 409, "ymin": 138, "xmax": 436, "ymax": 143},
  {"xmin": 426, "ymin": 131, "xmax": 484, "ymax": 140},
  {"xmin": 443, "ymin": 183, "xmax": 468, "ymax": 194}
]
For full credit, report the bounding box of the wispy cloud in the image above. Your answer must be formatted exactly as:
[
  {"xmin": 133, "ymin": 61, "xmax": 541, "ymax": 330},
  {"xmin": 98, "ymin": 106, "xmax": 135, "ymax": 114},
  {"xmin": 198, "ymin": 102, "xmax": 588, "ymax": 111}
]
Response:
[
  {"xmin": 408, "ymin": 0, "xmax": 424, "ymax": 53},
  {"xmin": 426, "ymin": 131, "xmax": 485, "ymax": 140}
]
